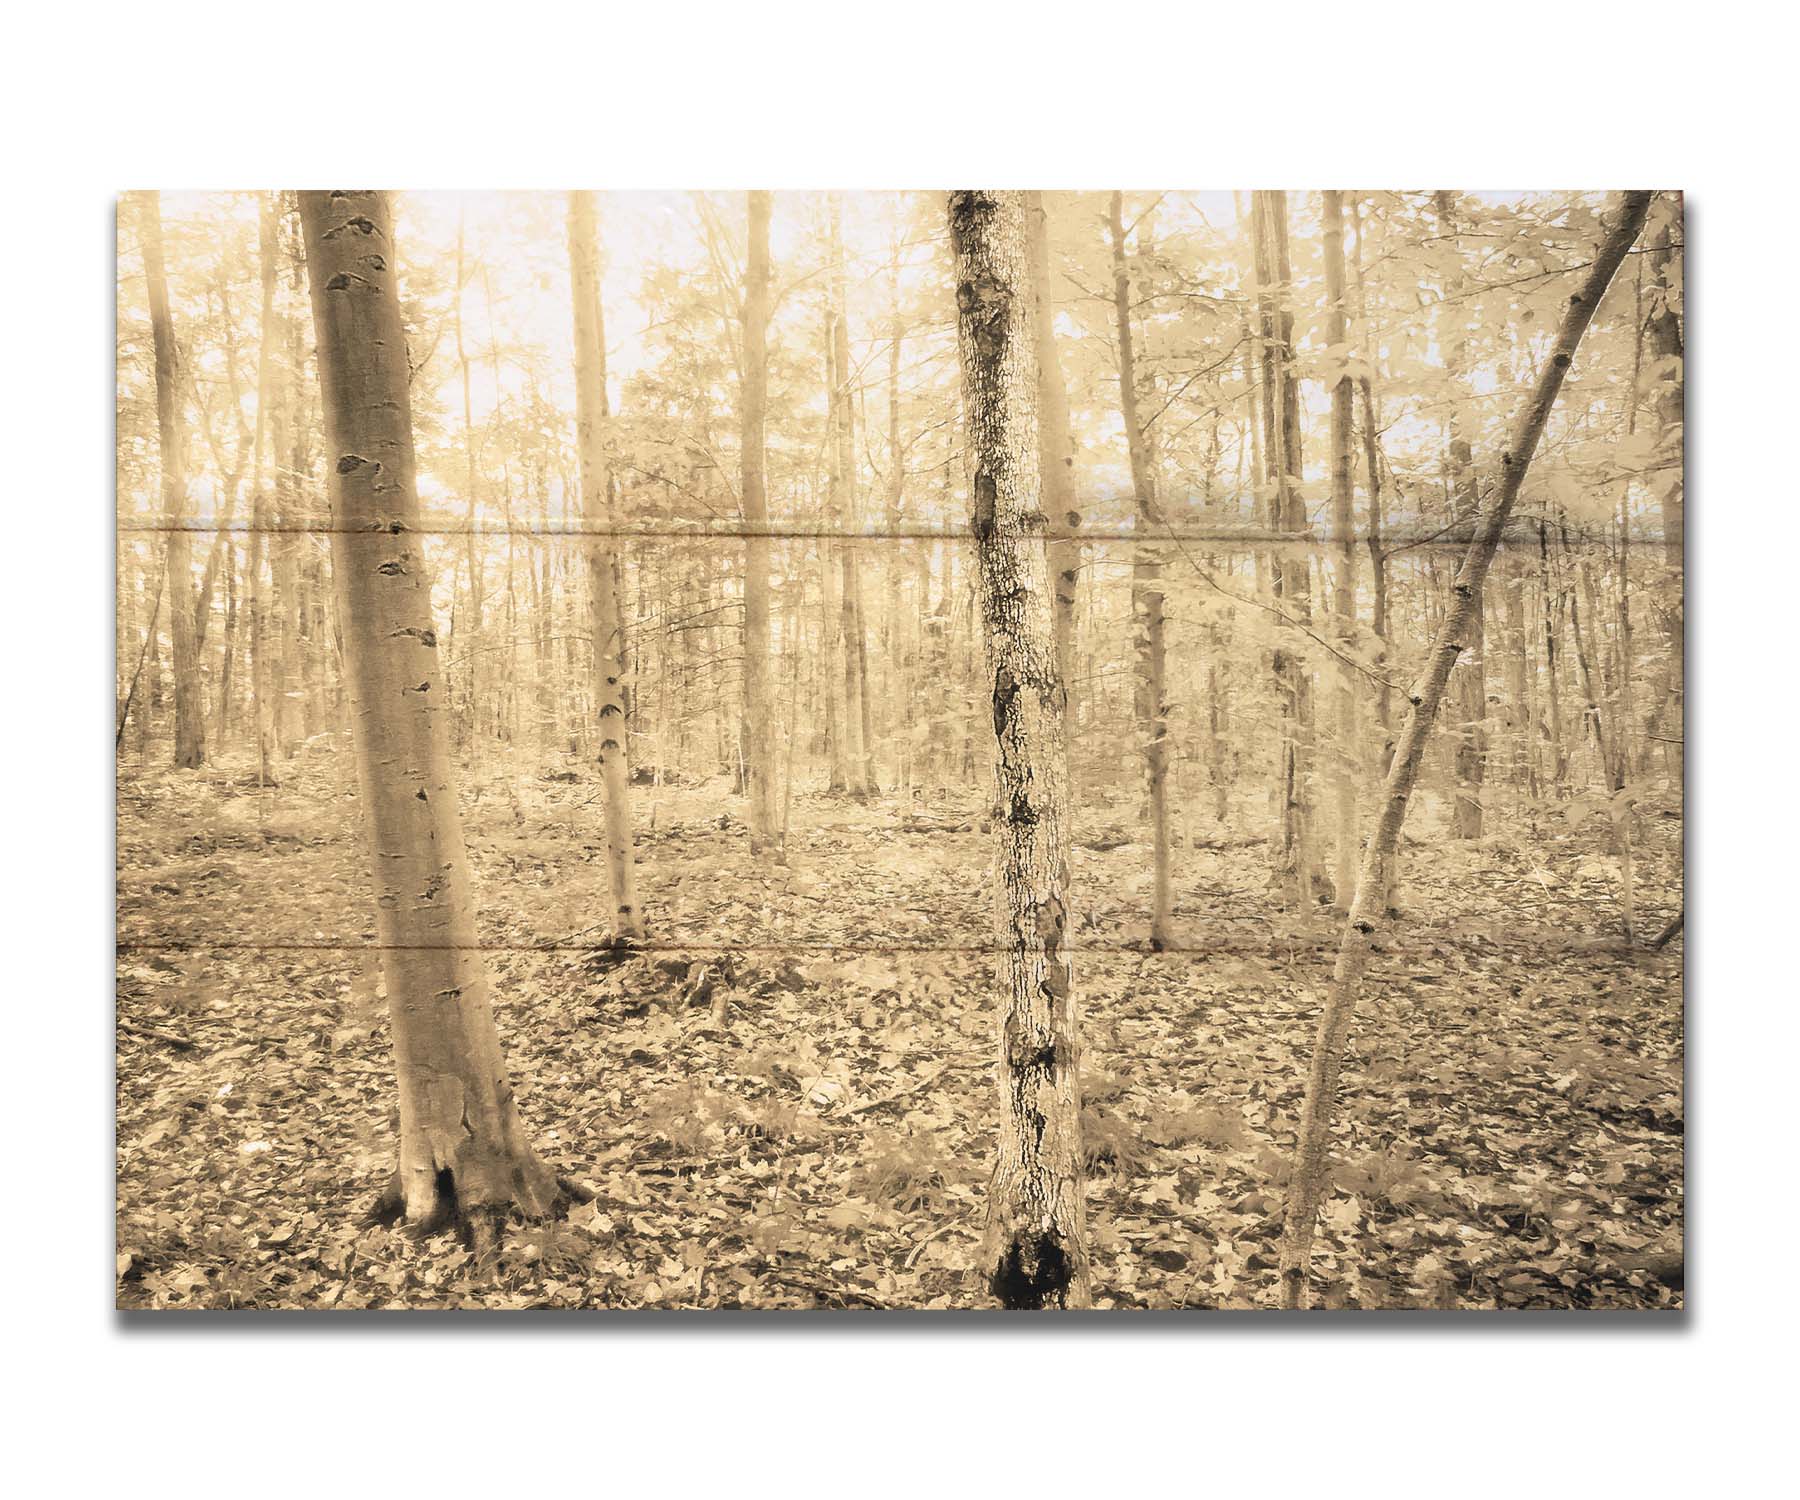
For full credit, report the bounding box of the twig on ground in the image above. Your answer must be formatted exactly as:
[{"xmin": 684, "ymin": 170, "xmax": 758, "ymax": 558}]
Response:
[
  {"xmin": 118, "ymin": 1018, "xmax": 197, "ymax": 1051},
  {"xmin": 825, "ymin": 1062, "xmax": 952, "ymax": 1131},
  {"xmin": 904, "ymin": 1215, "xmax": 964, "ymax": 1272}
]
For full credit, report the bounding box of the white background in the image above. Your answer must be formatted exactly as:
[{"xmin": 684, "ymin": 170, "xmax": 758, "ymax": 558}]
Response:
[{"xmin": 5, "ymin": 2, "xmax": 1790, "ymax": 1492}]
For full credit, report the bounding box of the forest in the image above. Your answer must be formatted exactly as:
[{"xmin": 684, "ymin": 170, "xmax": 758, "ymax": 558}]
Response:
[{"xmin": 114, "ymin": 187, "xmax": 1682, "ymax": 1311}]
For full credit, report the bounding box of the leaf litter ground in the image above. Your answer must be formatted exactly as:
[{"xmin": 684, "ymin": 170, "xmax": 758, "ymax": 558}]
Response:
[{"xmin": 116, "ymin": 753, "xmax": 1682, "ymax": 1311}]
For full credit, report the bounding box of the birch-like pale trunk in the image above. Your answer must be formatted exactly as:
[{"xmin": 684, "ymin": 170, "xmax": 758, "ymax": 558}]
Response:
[
  {"xmin": 949, "ymin": 189, "xmax": 1090, "ymax": 1310},
  {"xmin": 299, "ymin": 190, "xmax": 558, "ymax": 1235},
  {"xmin": 567, "ymin": 191, "xmax": 645, "ymax": 939},
  {"xmin": 1277, "ymin": 191, "xmax": 1650, "ymax": 1309}
]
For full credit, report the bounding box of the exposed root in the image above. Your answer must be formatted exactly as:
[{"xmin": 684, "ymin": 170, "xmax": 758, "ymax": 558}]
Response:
[
  {"xmin": 556, "ymin": 1173, "xmax": 599, "ymax": 1205},
  {"xmin": 365, "ymin": 1177, "xmax": 406, "ymax": 1229},
  {"xmin": 362, "ymin": 1162, "xmax": 568, "ymax": 1250}
]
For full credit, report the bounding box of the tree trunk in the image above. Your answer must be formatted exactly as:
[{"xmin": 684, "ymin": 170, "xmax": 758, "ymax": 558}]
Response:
[
  {"xmin": 1504, "ymin": 555, "xmax": 1531, "ymax": 795},
  {"xmin": 884, "ymin": 238, "xmax": 909, "ymax": 796},
  {"xmin": 828, "ymin": 196, "xmax": 872, "ymax": 798},
  {"xmin": 218, "ymin": 539, "xmax": 240, "ymax": 742},
  {"xmin": 1645, "ymin": 194, "xmax": 1684, "ymax": 784},
  {"xmin": 299, "ymin": 190, "xmax": 558, "ymax": 1234},
  {"xmin": 1027, "ymin": 193, "xmax": 1081, "ymax": 789},
  {"xmin": 567, "ymin": 192, "xmax": 645, "ymax": 939},
  {"xmin": 138, "ymin": 192, "xmax": 205, "ymax": 770},
  {"xmin": 1276, "ymin": 191, "xmax": 1649, "ymax": 1308},
  {"xmin": 820, "ymin": 340, "xmax": 847, "ymax": 792},
  {"xmin": 1350, "ymin": 196, "xmax": 1392, "ymax": 742},
  {"xmin": 740, "ymin": 191, "xmax": 779, "ymax": 854},
  {"xmin": 949, "ymin": 190, "xmax": 1090, "ymax": 1310},
  {"xmin": 117, "ymin": 550, "xmax": 166, "ymax": 752},
  {"xmin": 1109, "ymin": 191, "xmax": 1173, "ymax": 949},
  {"xmin": 1323, "ymin": 191, "xmax": 1361, "ymax": 913},
  {"xmin": 455, "ymin": 211, "xmax": 484, "ymax": 751},
  {"xmin": 272, "ymin": 201, "xmax": 307, "ymax": 757},
  {"xmin": 1253, "ymin": 190, "xmax": 1319, "ymax": 906}
]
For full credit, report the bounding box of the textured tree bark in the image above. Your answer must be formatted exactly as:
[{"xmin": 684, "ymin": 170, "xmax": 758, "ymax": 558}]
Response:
[
  {"xmin": 1323, "ymin": 191, "xmax": 1361, "ymax": 914},
  {"xmin": 1108, "ymin": 192, "xmax": 1173, "ymax": 950},
  {"xmin": 740, "ymin": 191, "xmax": 779, "ymax": 854},
  {"xmin": 568, "ymin": 192, "xmax": 645, "ymax": 940},
  {"xmin": 299, "ymin": 190, "xmax": 558, "ymax": 1235},
  {"xmin": 137, "ymin": 192, "xmax": 205, "ymax": 770},
  {"xmin": 1277, "ymin": 192, "xmax": 1649, "ymax": 1308},
  {"xmin": 949, "ymin": 190, "xmax": 1091, "ymax": 1310}
]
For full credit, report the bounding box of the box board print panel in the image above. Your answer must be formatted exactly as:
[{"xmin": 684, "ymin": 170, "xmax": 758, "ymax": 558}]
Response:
[{"xmin": 115, "ymin": 190, "xmax": 1682, "ymax": 1311}]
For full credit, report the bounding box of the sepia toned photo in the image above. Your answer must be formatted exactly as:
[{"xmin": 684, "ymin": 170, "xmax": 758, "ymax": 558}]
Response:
[{"xmin": 114, "ymin": 188, "xmax": 1682, "ymax": 1312}]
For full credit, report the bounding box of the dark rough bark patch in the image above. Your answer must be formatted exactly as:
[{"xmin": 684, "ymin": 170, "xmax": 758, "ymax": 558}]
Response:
[
  {"xmin": 991, "ymin": 1234, "xmax": 1075, "ymax": 1310},
  {"xmin": 992, "ymin": 663, "xmax": 1017, "ymax": 739},
  {"xmin": 322, "ymin": 214, "xmax": 380, "ymax": 239},
  {"xmin": 972, "ymin": 470, "xmax": 998, "ymax": 542}
]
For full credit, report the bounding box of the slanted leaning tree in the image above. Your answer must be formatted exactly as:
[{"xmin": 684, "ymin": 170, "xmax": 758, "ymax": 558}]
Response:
[
  {"xmin": 299, "ymin": 190, "xmax": 559, "ymax": 1236},
  {"xmin": 1278, "ymin": 191, "xmax": 1651, "ymax": 1308},
  {"xmin": 567, "ymin": 190, "xmax": 644, "ymax": 939},
  {"xmin": 948, "ymin": 189, "xmax": 1090, "ymax": 1310}
]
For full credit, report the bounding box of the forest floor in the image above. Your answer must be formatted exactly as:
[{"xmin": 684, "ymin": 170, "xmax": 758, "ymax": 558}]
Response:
[{"xmin": 116, "ymin": 747, "xmax": 1683, "ymax": 1311}]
